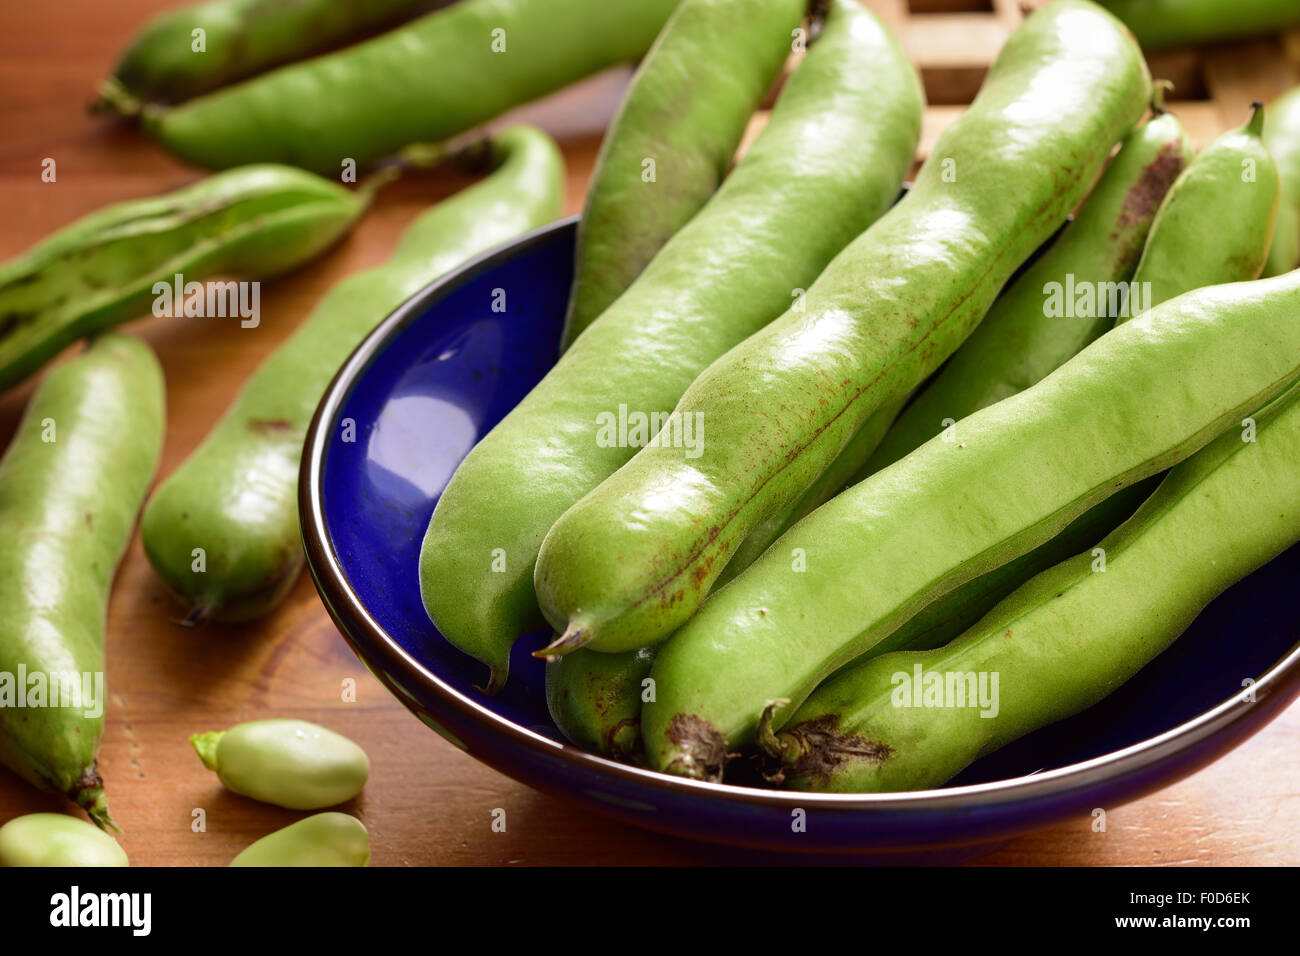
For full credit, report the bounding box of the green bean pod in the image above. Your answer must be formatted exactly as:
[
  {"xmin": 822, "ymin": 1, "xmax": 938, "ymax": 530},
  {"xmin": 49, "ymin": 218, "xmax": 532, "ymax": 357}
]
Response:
[
  {"xmin": 862, "ymin": 111, "xmax": 1191, "ymax": 476},
  {"xmin": 0, "ymin": 335, "xmax": 165, "ymax": 826},
  {"xmin": 191, "ymin": 719, "xmax": 369, "ymax": 810},
  {"xmin": 0, "ymin": 164, "xmax": 377, "ymax": 394},
  {"xmin": 860, "ymin": 104, "xmax": 1276, "ymax": 480},
  {"xmin": 0, "ymin": 813, "xmax": 128, "ymax": 867},
  {"xmin": 1265, "ymin": 87, "xmax": 1300, "ymax": 277},
  {"xmin": 643, "ymin": 270, "xmax": 1300, "ymax": 779},
  {"xmin": 141, "ymin": 0, "xmax": 684, "ymax": 173},
  {"xmin": 535, "ymin": 0, "xmax": 1151, "ymax": 658},
  {"xmin": 229, "ymin": 812, "xmax": 369, "ymax": 866},
  {"xmin": 726, "ymin": 106, "xmax": 1269, "ymax": 752},
  {"xmin": 98, "ymin": 0, "xmax": 439, "ymax": 111},
  {"xmin": 546, "ymin": 646, "xmax": 657, "ymax": 759},
  {"xmin": 738, "ymin": 107, "xmax": 1188, "ymax": 574},
  {"xmin": 142, "ymin": 125, "xmax": 562, "ymax": 623},
  {"xmin": 849, "ymin": 476, "xmax": 1159, "ymax": 661},
  {"xmin": 770, "ymin": 383, "xmax": 1300, "ymax": 793},
  {"xmin": 1122, "ymin": 104, "xmax": 1277, "ymax": 307},
  {"xmin": 1098, "ymin": 0, "xmax": 1300, "ymax": 51},
  {"xmin": 818, "ymin": 107, "xmax": 1272, "ymax": 675},
  {"xmin": 563, "ymin": 0, "xmax": 806, "ymax": 347},
  {"xmin": 420, "ymin": 0, "xmax": 923, "ymax": 692},
  {"xmin": 746, "ymin": 106, "xmax": 1190, "ymax": 539}
]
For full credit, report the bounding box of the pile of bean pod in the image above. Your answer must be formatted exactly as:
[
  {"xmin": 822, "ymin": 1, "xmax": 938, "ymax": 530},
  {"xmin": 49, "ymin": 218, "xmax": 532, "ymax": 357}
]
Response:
[
  {"xmin": 421, "ymin": 0, "xmax": 1300, "ymax": 791},
  {"xmin": 5, "ymin": 0, "xmax": 1300, "ymax": 865}
]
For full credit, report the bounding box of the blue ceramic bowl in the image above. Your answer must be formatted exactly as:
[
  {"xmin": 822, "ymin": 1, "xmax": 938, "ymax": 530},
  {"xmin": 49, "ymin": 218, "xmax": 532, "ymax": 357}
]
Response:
[{"xmin": 301, "ymin": 216, "xmax": 1300, "ymax": 861}]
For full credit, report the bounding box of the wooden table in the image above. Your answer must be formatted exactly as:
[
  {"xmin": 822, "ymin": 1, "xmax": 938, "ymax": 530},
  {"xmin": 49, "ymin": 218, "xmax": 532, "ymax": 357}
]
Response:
[{"xmin": 1, "ymin": 0, "xmax": 1297, "ymax": 867}]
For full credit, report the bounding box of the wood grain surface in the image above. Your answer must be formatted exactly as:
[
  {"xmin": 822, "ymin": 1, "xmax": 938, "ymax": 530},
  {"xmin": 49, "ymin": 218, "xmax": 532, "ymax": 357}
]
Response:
[{"xmin": 0, "ymin": 0, "xmax": 1297, "ymax": 867}]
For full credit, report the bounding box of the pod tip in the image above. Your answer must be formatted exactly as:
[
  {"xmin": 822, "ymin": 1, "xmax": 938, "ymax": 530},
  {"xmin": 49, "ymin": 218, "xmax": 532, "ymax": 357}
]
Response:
[
  {"xmin": 1150, "ymin": 79, "xmax": 1174, "ymax": 115},
  {"xmin": 1247, "ymin": 101, "xmax": 1266, "ymax": 136},
  {"xmin": 76, "ymin": 783, "xmax": 119, "ymax": 833},
  {"xmin": 189, "ymin": 731, "xmax": 224, "ymax": 771},
  {"xmin": 473, "ymin": 664, "xmax": 508, "ymax": 696},
  {"xmin": 91, "ymin": 77, "xmax": 142, "ymax": 119},
  {"xmin": 533, "ymin": 622, "xmax": 592, "ymax": 659},
  {"xmin": 172, "ymin": 604, "xmax": 210, "ymax": 628}
]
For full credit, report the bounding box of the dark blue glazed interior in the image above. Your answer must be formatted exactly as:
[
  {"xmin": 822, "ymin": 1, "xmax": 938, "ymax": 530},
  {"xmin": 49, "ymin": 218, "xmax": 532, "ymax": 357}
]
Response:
[
  {"xmin": 318, "ymin": 218, "xmax": 1300, "ymax": 795},
  {"xmin": 321, "ymin": 228, "xmax": 565, "ymax": 741}
]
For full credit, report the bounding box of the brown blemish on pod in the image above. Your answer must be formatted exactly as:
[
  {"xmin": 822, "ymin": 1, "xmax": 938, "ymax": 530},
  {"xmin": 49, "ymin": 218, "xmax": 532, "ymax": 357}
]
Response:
[
  {"xmin": 772, "ymin": 714, "xmax": 893, "ymax": 787},
  {"xmin": 665, "ymin": 713, "xmax": 730, "ymax": 782},
  {"xmin": 1113, "ymin": 141, "xmax": 1187, "ymax": 246}
]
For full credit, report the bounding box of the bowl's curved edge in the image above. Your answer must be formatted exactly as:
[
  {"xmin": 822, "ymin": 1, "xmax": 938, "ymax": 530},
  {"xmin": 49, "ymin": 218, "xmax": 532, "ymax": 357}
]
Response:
[{"xmin": 299, "ymin": 216, "xmax": 1300, "ymax": 857}]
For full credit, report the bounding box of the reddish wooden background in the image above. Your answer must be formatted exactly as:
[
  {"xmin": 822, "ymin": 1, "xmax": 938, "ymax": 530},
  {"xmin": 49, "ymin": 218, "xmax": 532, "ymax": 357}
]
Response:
[{"xmin": 0, "ymin": 0, "xmax": 1296, "ymax": 865}]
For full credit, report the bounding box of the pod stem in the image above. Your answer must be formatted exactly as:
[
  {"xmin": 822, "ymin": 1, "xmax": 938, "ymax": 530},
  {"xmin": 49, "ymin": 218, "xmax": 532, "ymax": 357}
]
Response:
[
  {"xmin": 1150, "ymin": 79, "xmax": 1173, "ymax": 115},
  {"xmin": 393, "ymin": 134, "xmax": 498, "ymax": 181},
  {"xmin": 397, "ymin": 138, "xmax": 449, "ymax": 167},
  {"xmin": 1246, "ymin": 100, "xmax": 1265, "ymax": 137},
  {"xmin": 755, "ymin": 699, "xmax": 792, "ymax": 760},
  {"xmin": 447, "ymin": 136, "xmax": 500, "ymax": 176},
  {"xmin": 356, "ymin": 165, "xmax": 403, "ymax": 206},
  {"xmin": 369, "ymin": 135, "xmax": 493, "ymax": 201},
  {"xmin": 92, "ymin": 77, "xmax": 143, "ymax": 118},
  {"xmin": 189, "ymin": 731, "xmax": 225, "ymax": 771},
  {"xmin": 607, "ymin": 719, "xmax": 643, "ymax": 762}
]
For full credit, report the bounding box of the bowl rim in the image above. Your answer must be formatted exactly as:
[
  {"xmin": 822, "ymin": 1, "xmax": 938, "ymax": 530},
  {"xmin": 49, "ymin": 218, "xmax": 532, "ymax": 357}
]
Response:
[{"xmin": 301, "ymin": 214, "xmax": 1300, "ymax": 813}]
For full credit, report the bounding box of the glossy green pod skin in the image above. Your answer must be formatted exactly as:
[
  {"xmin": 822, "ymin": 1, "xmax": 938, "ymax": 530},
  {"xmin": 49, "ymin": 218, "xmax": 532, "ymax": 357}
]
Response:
[
  {"xmin": 0, "ymin": 164, "xmax": 375, "ymax": 394},
  {"xmin": 546, "ymin": 646, "xmax": 657, "ymax": 759},
  {"xmin": 0, "ymin": 335, "xmax": 165, "ymax": 826},
  {"xmin": 229, "ymin": 812, "xmax": 369, "ymax": 867},
  {"xmin": 535, "ymin": 1, "xmax": 1151, "ymax": 658},
  {"xmin": 420, "ymin": 0, "xmax": 922, "ymax": 691},
  {"xmin": 1123, "ymin": 105, "xmax": 1278, "ymax": 308},
  {"xmin": 745, "ymin": 110, "xmax": 1188, "ymax": 571},
  {"xmin": 1098, "ymin": 0, "xmax": 1300, "ymax": 50},
  {"xmin": 141, "ymin": 126, "xmax": 562, "ymax": 623},
  {"xmin": 862, "ymin": 111, "xmax": 1191, "ymax": 477},
  {"xmin": 819, "ymin": 109, "xmax": 1268, "ymax": 666},
  {"xmin": 142, "ymin": 0, "xmax": 684, "ymax": 173},
  {"xmin": 772, "ymin": 383, "xmax": 1300, "ymax": 793},
  {"xmin": 728, "ymin": 109, "xmax": 1267, "ymax": 749},
  {"xmin": 1265, "ymin": 87, "xmax": 1300, "ymax": 277},
  {"xmin": 98, "ymin": 0, "xmax": 438, "ymax": 110},
  {"xmin": 846, "ymin": 476, "xmax": 1158, "ymax": 661},
  {"xmin": 861, "ymin": 105, "xmax": 1277, "ymax": 479},
  {"xmin": 562, "ymin": 0, "xmax": 807, "ymax": 347},
  {"xmin": 0, "ymin": 813, "xmax": 128, "ymax": 867},
  {"xmin": 191, "ymin": 719, "xmax": 369, "ymax": 810},
  {"xmin": 753, "ymin": 110, "xmax": 1189, "ymax": 515},
  {"xmin": 643, "ymin": 271, "xmax": 1300, "ymax": 779}
]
